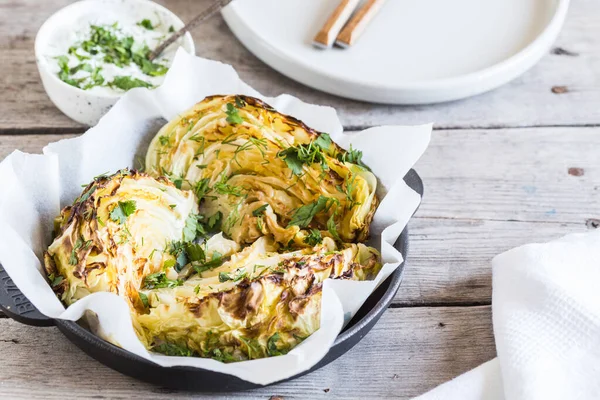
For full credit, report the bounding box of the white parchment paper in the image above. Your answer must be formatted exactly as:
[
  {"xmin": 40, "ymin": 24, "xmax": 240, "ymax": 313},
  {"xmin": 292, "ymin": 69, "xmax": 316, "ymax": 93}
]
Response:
[{"xmin": 0, "ymin": 49, "xmax": 431, "ymax": 385}]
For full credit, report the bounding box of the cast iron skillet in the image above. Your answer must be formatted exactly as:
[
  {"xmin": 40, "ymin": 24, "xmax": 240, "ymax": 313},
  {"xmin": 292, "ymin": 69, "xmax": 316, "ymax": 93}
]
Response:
[{"xmin": 0, "ymin": 170, "xmax": 423, "ymax": 391}]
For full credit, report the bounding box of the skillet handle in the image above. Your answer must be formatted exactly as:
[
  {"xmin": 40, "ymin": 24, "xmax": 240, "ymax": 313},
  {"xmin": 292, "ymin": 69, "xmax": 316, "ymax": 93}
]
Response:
[
  {"xmin": 404, "ymin": 168, "xmax": 424, "ymax": 198},
  {"xmin": 0, "ymin": 264, "xmax": 54, "ymax": 327}
]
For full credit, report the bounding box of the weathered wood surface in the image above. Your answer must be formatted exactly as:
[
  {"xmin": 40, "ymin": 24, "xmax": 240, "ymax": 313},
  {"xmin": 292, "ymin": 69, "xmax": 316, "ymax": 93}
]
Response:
[
  {"xmin": 0, "ymin": 306, "xmax": 495, "ymax": 399},
  {"xmin": 1, "ymin": 127, "xmax": 596, "ymax": 306},
  {"xmin": 1, "ymin": 0, "xmax": 599, "ymax": 398},
  {"xmin": 0, "ymin": 0, "xmax": 599, "ymax": 132}
]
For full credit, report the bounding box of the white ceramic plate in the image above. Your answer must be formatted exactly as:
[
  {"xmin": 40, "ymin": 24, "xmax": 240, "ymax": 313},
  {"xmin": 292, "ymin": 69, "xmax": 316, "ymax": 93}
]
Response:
[{"xmin": 222, "ymin": 0, "xmax": 569, "ymax": 104}]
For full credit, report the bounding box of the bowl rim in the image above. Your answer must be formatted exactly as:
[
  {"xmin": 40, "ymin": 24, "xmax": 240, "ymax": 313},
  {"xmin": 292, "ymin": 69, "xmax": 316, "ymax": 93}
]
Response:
[{"xmin": 34, "ymin": 0, "xmax": 196, "ymax": 99}]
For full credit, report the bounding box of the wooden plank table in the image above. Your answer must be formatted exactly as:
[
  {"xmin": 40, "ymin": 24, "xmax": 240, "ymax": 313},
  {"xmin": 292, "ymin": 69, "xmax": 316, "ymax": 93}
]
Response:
[{"xmin": 0, "ymin": 0, "xmax": 598, "ymax": 398}]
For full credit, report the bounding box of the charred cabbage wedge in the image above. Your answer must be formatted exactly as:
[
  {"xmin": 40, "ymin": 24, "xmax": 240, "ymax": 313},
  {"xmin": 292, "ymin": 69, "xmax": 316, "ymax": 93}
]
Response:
[
  {"xmin": 44, "ymin": 95, "xmax": 384, "ymax": 362},
  {"xmin": 145, "ymin": 95, "xmax": 378, "ymax": 246}
]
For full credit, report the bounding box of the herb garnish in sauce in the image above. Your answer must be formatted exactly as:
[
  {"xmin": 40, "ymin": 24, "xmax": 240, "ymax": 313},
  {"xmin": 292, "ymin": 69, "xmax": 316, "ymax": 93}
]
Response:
[{"xmin": 55, "ymin": 22, "xmax": 170, "ymax": 91}]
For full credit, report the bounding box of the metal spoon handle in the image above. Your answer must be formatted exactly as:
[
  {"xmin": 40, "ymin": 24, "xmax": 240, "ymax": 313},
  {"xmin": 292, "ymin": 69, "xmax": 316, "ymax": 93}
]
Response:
[{"xmin": 148, "ymin": 0, "xmax": 234, "ymax": 61}]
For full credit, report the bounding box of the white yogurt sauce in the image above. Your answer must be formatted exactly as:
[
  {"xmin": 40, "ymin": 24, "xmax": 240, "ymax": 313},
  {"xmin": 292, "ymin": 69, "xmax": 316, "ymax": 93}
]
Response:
[{"xmin": 44, "ymin": 13, "xmax": 182, "ymax": 96}]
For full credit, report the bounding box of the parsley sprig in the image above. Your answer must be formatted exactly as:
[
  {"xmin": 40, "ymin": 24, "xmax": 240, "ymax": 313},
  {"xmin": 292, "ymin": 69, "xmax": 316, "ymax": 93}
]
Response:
[
  {"xmin": 287, "ymin": 196, "xmax": 337, "ymax": 228},
  {"xmin": 109, "ymin": 200, "xmax": 137, "ymax": 224},
  {"xmin": 278, "ymin": 133, "xmax": 332, "ymax": 176}
]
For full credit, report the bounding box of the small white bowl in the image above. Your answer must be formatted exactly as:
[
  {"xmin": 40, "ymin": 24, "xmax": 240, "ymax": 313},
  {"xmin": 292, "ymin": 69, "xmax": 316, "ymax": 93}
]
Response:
[{"xmin": 35, "ymin": 0, "xmax": 195, "ymax": 126}]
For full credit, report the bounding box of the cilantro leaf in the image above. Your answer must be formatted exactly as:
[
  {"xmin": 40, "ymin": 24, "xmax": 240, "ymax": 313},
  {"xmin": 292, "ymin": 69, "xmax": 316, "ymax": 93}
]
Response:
[
  {"xmin": 109, "ymin": 200, "xmax": 137, "ymax": 224},
  {"xmin": 225, "ymin": 103, "xmax": 243, "ymax": 124},
  {"xmin": 185, "ymin": 242, "xmax": 206, "ymax": 263},
  {"xmin": 206, "ymin": 212, "xmax": 222, "ymax": 231},
  {"xmin": 314, "ymin": 133, "xmax": 332, "ymax": 151},
  {"xmin": 287, "ymin": 196, "xmax": 333, "ymax": 228},
  {"xmin": 278, "ymin": 142, "xmax": 327, "ymax": 176},
  {"xmin": 183, "ymin": 213, "xmax": 201, "ymax": 242}
]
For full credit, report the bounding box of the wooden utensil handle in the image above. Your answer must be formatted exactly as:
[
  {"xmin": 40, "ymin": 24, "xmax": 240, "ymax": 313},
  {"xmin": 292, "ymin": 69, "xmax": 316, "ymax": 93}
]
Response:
[
  {"xmin": 313, "ymin": 0, "xmax": 362, "ymax": 49},
  {"xmin": 336, "ymin": 0, "xmax": 387, "ymax": 48}
]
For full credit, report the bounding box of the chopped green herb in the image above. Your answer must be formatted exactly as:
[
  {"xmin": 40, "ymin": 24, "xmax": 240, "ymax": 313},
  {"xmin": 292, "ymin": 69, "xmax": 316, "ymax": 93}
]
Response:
[
  {"xmin": 137, "ymin": 19, "xmax": 154, "ymax": 30},
  {"xmin": 183, "ymin": 213, "xmax": 202, "ymax": 242},
  {"xmin": 142, "ymin": 272, "xmax": 182, "ymax": 289},
  {"xmin": 50, "ymin": 275, "xmax": 64, "ymax": 287},
  {"xmin": 159, "ymin": 135, "xmax": 170, "ymax": 146},
  {"xmin": 109, "ymin": 200, "xmax": 137, "ymax": 224},
  {"xmin": 218, "ymin": 268, "xmax": 247, "ymax": 283},
  {"xmin": 278, "ymin": 141, "xmax": 327, "ymax": 176},
  {"xmin": 163, "ymin": 258, "xmax": 176, "ymax": 269},
  {"xmin": 225, "ymin": 103, "xmax": 243, "ymax": 124},
  {"xmin": 219, "ymin": 271, "xmax": 231, "ymax": 282},
  {"xmin": 338, "ymin": 145, "xmax": 370, "ymax": 170},
  {"xmin": 185, "ymin": 242, "xmax": 206, "ymax": 263},
  {"xmin": 327, "ymin": 213, "xmax": 342, "ymax": 242},
  {"xmin": 193, "ymin": 252, "xmax": 224, "ymax": 275},
  {"xmin": 314, "ymin": 133, "xmax": 332, "ymax": 151},
  {"xmin": 193, "ymin": 178, "xmax": 211, "ymax": 201},
  {"xmin": 340, "ymin": 174, "xmax": 361, "ymax": 209},
  {"xmin": 206, "ymin": 212, "xmax": 223, "ymax": 231},
  {"xmin": 210, "ymin": 348, "xmax": 236, "ymax": 362},
  {"xmin": 304, "ymin": 229, "xmax": 323, "ymax": 246},
  {"xmin": 234, "ymin": 96, "xmax": 247, "ymax": 108},
  {"xmin": 57, "ymin": 24, "xmax": 168, "ymax": 91},
  {"xmin": 214, "ymin": 175, "xmax": 244, "ymax": 197},
  {"xmin": 239, "ymin": 336, "xmax": 262, "ymax": 359},
  {"xmin": 168, "ymin": 25, "xmax": 175, "ymax": 33},
  {"xmin": 267, "ymin": 332, "xmax": 289, "ymax": 356},
  {"xmin": 109, "ymin": 76, "xmax": 153, "ymax": 91},
  {"xmin": 287, "ymin": 196, "xmax": 335, "ymax": 228},
  {"xmin": 139, "ymin": 292, "xmax": 149, "ymax": 307},
  {"xmin": 152, "ymin": 342, "xmax": 194, "ymax": 357},
  {"xmin": 252, "ymin": 204, "xmax": 268, "ymax": 217}
]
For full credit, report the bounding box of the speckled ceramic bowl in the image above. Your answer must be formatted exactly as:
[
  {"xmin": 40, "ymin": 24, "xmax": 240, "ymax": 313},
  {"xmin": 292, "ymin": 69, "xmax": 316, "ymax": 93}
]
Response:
[{"xmin": 35, "ymin": 0, "xmax": 195, "ymax": 126}]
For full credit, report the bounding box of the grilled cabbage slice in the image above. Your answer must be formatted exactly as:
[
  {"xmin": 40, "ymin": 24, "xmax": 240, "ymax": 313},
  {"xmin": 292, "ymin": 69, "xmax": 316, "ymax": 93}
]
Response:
[
  {"xmin": 145, "ymin": 95, "xmax": 378, "ymax": 246},
  {"xmin": 134, "ymin": 236, "xmax": 382, "ymax": 361},
  {"xmin": 44, "ymin": 170, "xmax": 200, "ymax": 307}
]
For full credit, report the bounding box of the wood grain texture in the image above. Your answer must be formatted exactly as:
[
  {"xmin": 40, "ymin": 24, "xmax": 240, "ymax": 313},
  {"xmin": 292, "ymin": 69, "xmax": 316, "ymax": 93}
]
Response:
[
  {"xmin": 1, "ymin": 126, "xmax": 597, "ymax": 305},
  {"xmin": 0, "ymin": 0, "xmax": 599, "ymax": 132},
  {"xmin": 0, "ymin": 306, "xmax": 495, "ymax": 399}
]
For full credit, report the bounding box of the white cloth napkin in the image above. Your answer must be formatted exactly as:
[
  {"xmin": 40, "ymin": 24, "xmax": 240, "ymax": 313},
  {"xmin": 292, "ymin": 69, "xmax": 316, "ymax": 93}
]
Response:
[{"xmin": 416, "ymin": 230, "xmax": 600, "ymax": 400}]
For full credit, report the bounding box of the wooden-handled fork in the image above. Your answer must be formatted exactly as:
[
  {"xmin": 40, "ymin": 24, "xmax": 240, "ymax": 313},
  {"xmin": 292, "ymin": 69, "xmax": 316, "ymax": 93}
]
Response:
[
  {"xmin": 335, "ymin": 0, "xmax": 387, "ymax": 48},
  {"xmin": 313, "ymin": 0, "xmax": 362, "ymax": 49},
  {"xmin": 313, "ymin": 0, "xmax": 387, "ymax": 49}
]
